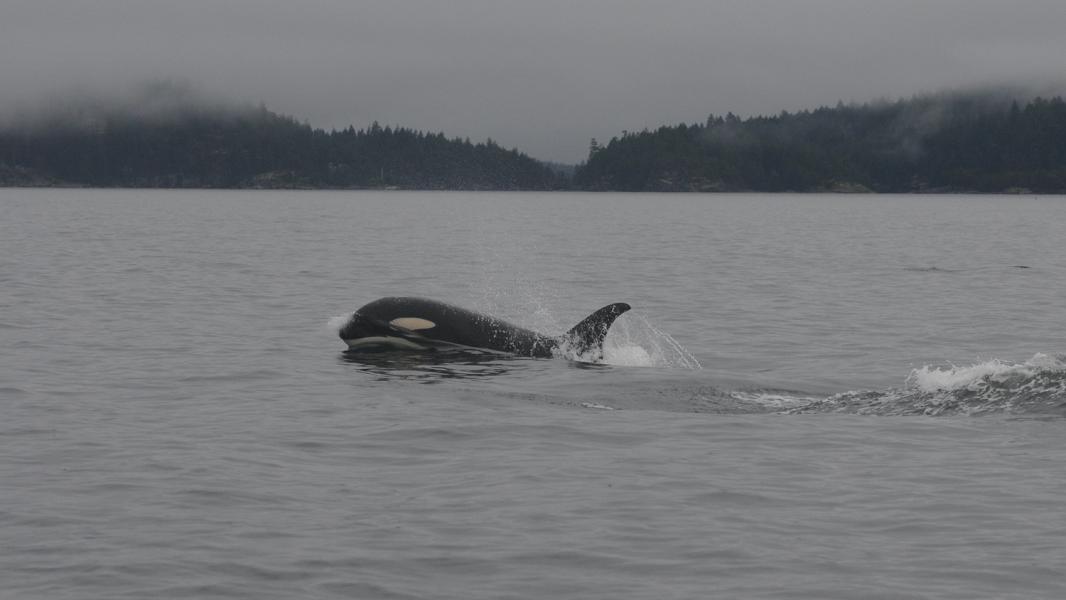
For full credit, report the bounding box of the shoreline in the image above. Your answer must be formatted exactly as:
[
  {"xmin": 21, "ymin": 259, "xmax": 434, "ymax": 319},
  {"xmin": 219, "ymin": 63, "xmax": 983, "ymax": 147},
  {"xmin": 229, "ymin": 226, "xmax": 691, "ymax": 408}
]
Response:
[{"xmin": 0, "ymin": 184, "xmax": 1056, "ymax": 195}]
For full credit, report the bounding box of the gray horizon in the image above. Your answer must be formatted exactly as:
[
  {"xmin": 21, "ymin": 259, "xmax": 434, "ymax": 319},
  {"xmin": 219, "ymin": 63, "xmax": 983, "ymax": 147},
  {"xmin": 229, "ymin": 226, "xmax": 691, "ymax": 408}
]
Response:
[{"xmin": 3, "ymin": 0, "xmax": 1065, "ymax": 163}]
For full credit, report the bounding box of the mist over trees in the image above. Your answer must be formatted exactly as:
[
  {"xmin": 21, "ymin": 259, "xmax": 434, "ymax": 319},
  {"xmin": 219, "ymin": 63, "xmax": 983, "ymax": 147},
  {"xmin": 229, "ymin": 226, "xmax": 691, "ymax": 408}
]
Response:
[
  {"xmin": 574, "ymin": 92, "xmax": 1066, "ymax": 193},
  {"xmin": 0, "ymin": 95, "xmax": 563, "ymax": 190},
  {"xmin": 3, "ymin": 86, "xmax": 1066, "ymax": 193}
]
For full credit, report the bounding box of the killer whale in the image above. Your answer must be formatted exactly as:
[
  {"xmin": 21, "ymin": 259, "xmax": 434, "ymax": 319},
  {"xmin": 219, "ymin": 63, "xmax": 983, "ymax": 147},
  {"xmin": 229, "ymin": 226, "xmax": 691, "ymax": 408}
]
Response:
[{"xmin": 338, "ymin": 297, "xmax": 631, "ymax": 359}]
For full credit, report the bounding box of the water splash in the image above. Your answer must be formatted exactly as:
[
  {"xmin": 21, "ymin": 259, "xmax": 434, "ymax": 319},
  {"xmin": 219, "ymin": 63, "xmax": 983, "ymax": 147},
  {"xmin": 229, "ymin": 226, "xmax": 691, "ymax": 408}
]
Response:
[
  {"xmin": 601, "ymin": 312, "xmax": 702, "ymax": 369},
  {"xmin": 603, "ymin": 344, "xmax": 655, "ymax": 367},
  {"xmin": 329, "ymin": 303, "xmax": 700, "ymax": 370},
  {"xmin": 467, "ymin": 289, "xmax": 701, "ymax": 369},
  {"xmin": 327, "ymin": 312, "xmax": 354, "ymax": 336}
]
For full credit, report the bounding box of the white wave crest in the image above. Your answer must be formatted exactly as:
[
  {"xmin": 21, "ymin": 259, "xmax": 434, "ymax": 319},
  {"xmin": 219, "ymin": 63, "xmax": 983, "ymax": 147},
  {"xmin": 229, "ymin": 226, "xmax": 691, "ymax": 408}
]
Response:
[{"xmin": 907, "ymin": 353, "xmax": 1066, "ymax": 393}]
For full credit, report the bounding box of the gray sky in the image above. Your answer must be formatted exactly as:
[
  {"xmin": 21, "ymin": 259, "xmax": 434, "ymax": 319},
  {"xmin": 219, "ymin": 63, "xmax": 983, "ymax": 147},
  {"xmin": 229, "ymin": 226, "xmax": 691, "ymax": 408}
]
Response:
[{"xmin": 2, "ymin": 0, "xmax": 1065, "ymax": 162}]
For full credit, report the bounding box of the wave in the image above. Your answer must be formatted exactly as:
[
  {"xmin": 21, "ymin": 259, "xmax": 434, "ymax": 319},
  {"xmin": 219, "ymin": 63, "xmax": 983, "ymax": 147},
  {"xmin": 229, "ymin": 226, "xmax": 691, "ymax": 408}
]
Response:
[{"xmin": 790, "ymin": 353, "xmax": 1066, "ymax": 416}]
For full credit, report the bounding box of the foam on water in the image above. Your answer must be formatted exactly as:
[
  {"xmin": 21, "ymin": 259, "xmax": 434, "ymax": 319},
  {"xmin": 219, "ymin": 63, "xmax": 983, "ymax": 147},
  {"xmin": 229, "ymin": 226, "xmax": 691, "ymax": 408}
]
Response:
[
  {"xmin": 730, "ymin": 390, "xmax": 821, "ymax": 409},
  {"xmin": 908, "ymin": 353, "xmax": 1066, "ymax": 393},
  {"xmin": 793, "ymin": 353, "xmax": 1066, "ymax": 416}
]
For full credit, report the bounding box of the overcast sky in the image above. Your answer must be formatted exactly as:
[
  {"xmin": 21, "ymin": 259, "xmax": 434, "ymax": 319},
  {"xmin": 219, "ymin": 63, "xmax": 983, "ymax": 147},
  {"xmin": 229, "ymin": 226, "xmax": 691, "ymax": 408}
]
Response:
[{"xmin": 2, "ymin": 0, "xmax": 1065, "ymax": 162}]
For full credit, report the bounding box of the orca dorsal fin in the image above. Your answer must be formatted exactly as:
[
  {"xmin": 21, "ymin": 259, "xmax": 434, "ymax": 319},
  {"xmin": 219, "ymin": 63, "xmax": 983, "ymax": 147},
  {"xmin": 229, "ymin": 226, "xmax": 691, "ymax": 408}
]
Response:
[{"xmin": 563, "ymin": 302, "xmax": 631, "ymax": 358}]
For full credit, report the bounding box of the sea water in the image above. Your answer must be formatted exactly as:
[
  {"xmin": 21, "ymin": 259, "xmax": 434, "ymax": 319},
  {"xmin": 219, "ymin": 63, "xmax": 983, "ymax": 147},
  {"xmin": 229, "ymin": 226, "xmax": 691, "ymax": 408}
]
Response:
[{"xmin": 2, "ymin": 189, "xmax": 1064, "ymax": 598}]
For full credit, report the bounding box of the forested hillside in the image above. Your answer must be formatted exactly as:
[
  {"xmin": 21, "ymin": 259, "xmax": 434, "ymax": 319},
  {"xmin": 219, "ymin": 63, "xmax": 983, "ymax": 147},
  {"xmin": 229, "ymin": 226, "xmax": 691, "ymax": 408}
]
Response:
[
  {"xmin": 0, "ymin": 104, "xmax": 563, "ymax": 190},
  {"xmin": 574, "ymin": 94, "xmax": 1066, "ymax": 193},
  {"xmin": 4, "ymin": 91, "xmax": 1066, "ymax": 192}
]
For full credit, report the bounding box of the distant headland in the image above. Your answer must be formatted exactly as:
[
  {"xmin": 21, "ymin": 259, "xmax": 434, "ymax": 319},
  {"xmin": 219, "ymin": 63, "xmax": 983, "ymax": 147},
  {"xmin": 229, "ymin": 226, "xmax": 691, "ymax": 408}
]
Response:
[{"xmin": 3, "ymin": 89, "xmax": 1066, "ymax": 193}]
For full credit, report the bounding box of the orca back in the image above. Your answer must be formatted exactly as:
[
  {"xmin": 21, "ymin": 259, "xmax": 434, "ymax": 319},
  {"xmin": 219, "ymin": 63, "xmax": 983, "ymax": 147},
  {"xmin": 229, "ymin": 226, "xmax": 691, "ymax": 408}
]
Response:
[
  {"xmin": 353, "ymin": 297, "xmax": 556, "ymax": 357},
  {"xmin": 347, "ymin": 297, "xmax": 630, "ymax": 359}
]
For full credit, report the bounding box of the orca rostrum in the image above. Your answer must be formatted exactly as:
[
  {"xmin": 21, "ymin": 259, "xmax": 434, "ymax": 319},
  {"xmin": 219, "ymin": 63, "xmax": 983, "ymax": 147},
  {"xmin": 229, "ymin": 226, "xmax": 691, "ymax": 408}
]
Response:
[{"xmin": 338, "ymin": 297, "xmax": 631, "ymax": 359}]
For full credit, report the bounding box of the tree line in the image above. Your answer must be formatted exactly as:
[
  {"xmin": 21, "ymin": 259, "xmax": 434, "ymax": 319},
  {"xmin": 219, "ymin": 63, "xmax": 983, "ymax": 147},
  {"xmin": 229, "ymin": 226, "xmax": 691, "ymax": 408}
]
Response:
[
  {"xmin": 0, "ymin": 104, "xmax": 564, "ymax": 190},
  {"xmin": 574, "ymin": 93, "xmax": 1066, "ymax": 193},
  {"xmin": 3, "ymin": 91, "xmax": 1066, "ymax": 192}
]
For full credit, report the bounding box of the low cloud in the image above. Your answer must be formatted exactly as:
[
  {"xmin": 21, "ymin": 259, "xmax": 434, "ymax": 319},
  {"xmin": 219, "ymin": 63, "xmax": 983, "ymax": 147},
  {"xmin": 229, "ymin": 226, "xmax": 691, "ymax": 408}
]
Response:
[{"xmin": 3, "ymin": 0, "xmax": 1066, "ymax": 161}]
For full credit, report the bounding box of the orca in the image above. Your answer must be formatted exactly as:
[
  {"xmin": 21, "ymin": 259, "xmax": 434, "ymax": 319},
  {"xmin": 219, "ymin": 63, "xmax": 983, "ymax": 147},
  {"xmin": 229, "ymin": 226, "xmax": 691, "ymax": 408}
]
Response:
[{"xmin": 338, "ymin": 297, "xmax": 631, "ymax": 359}]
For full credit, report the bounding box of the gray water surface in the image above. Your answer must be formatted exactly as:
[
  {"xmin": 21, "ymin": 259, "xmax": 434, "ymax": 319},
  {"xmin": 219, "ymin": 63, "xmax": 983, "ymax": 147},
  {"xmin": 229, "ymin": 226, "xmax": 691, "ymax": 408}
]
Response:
[{"xmin": 2, "ymin": 189, "xmax": 1065, "ymax": 598}]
